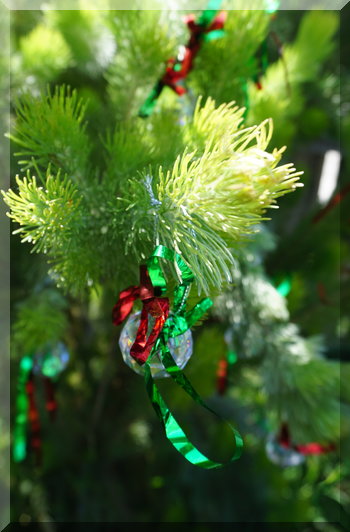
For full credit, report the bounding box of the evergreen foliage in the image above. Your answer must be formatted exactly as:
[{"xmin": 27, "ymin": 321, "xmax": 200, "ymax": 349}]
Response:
[
  {"xmin": 8, "ymin": 86, "xmax": 90, "ymax": 178},
  {"xmin": 247, "ymin": 10, "xmax": 339, "ymax": 145},
  {"xmin": 12, "ymin": 288, "xmax": 69, "ymax": 354},
  {"xmin": 214, "ymin": 229, "xmax": 342, "ymax": 445},
  {"xmin": 106, "ymin": 10, "xmax": 176, "ymax": 120},
  {"xmin": 16, "ymin": 24, "xmax": 72, "ymax": 85},
  {"xmin": 189, "ymin": 7, "xmax": 270, "ymax": 105},
  {"xmin": 3, "ymin": 94, "xmax": 301, "ymax": 295}
]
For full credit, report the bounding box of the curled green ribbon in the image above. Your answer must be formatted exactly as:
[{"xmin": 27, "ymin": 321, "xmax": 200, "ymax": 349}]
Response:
[{"xmin": 142, "ymin": 245, "xmax": 243, "ymax": 468}]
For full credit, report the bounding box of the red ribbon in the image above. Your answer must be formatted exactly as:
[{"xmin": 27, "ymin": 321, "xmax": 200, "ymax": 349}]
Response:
[
  {"xmin": 278, "ymin": 423, "xmax": 335, "ymax": 455},
  {"xmin": 112, "ymin": 285, "xmax": 140, "ymax": 324},
  {"xmin": 160, "ymin": 11, "xmax": 227, "ymax": 95},
  {"xmin": 216, "ymin": 358, "xmax": 228, "ymax": 395},
  {"xmin": 43, "ymin": 376, "xmax": 57, "ymax": 421},
  {"xmin": 26, "ymin": 372, "xmax": 42, "ymax": 465},
  {"xmin": 113, "ymin": 266, "xmax": 170, "ymax": 366}
]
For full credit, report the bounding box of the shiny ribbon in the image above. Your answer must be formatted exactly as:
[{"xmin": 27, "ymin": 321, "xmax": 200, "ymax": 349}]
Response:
[
  {"xmin": 113, "ymin": 245, "xmax": 243, "ymax": 468},
  {"xmin": 216, "ymin": 328, "xmax": 238, "ymax": 395},
  {"xmin": 13, "ymin": 357, "xmax": 42, "ymax": 464},
  {"xmin": 13, "ymin": 353, "xmax": 62, "ymax": 463},
  {"xmin": 139, "ymin": 1, "xmax": 226, "ymax": 118},
  {"xmin": 216, "ymin": 358, "xmax": 229, "ymax": 395},
  {"xmin": 26, "ymin": 371, "xmax": 42, "ymax": 466},
  {"xmin": 43, "ymin": 376, "xmax": 57, "ymax": 420},
  {"xmin": 278, "ymin": 423, "xmax": 336, "ymax": 455},
  {"xmin": 216, "ymin": 348, "xmax": 238, "ymax": 396},
  {"xmin": 113, "ymin": 264, "xmax": 169, "ymax": 365},
  {"xmin": 275, "ymin": 276, "xmax": 292, "ymax": 297},
  {"xmin": 13, "ymin": 355, "xmax": 33, "ymax": 463}
]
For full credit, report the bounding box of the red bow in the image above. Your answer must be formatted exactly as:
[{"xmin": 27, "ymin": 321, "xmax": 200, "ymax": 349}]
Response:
[{"xmin": 113, "ymin": 265, "xmax": 169, "ymax": 365}]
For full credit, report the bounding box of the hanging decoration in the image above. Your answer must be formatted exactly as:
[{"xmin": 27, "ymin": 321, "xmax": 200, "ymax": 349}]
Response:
[
  {"xmin": 13, "ymin": 343, "xmax": 69, "ymax": 464},
  {"xmin": 139, "ymin": 0, "xmax": 226, "ymax": 118},
  {"xmin": 119, "ymin": 309, "xmax": 194, "ymax": 379},
  {"xmin": 266, "ymin": 423, "xmax": 336, "ymax": 467},
  {"xmin": 216, "ymin": 328, "xmax": 238, "ymax": 395},
  {"xmin": 113, "ymin": 245, "xmax": 243, "ymax": 468}
]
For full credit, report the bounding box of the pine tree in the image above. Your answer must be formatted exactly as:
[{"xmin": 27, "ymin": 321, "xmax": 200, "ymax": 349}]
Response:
[{"xmin": 3, "ymin": 5, "xmax": 347, "ymax": 525}]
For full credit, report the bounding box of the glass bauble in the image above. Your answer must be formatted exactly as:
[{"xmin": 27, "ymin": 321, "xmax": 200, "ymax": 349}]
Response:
[
  {"xmin": 265, "ymin": 434, "xmax": 305, "ymax": 467},
  {"xmin": 119, "ymin": 311, "xmax": 193, "ymax": 378},
  {"xmin": 34, "ymin": 342, "xmax": 70, "ymax": 378}
]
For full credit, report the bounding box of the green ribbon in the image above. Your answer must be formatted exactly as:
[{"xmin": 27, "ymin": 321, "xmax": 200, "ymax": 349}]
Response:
[
  {"xmin": 139, "ymin": 83, "xmax": 163, "ymax": 118},
  {"xmin": 197, "ymin": 0, "xmax": 222, "ymax": 27},
  {"xmin": 141, "ymin": 245, "xmax": 243, "ymax": 468},
  {"xmin": 227, "ymin": 349, "xmax": 238, "ymax": 365},
  {"xmin": 203, "ymin": 29, "xmax": 225, "ymax": 42},
  {"xmin": 276, "ymin": 276, "xmax": 292, "ymax": 297},
  {"xmin": 144, "ymin": 340, "xmax": 243, "ymax": 469},
  {"xmin": 13, "ymin": 355, "xmax": 33, "ymax": 462}
]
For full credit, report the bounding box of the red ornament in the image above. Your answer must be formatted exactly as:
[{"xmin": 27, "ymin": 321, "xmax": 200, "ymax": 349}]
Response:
[
  {"xmin": 278, "ymin": 423, "xmax": 336, "ymax": 456},
  {"xmin": 43, "ymin": 376, "xmax": 57, "ymax": 420},
  {"xmin": 216, "ymin": 358, "xmax": 228, "ymax": 395},
  {"xmin": 26, "ymin": 372, "xmax": 42, "ymax": 465}
]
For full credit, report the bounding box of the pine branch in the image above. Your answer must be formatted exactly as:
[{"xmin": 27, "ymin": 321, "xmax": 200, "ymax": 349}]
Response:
[
  {"xmin": 103, "ymin": 107, "xmax": 186, "ymax": 186},
  {"xmin": 117, "ymin": 98, "xmax": 302, "ymax": 294},
  {"xmin": 12, "ymin": 288, "xmax": 69, "ymax": 354},
  {"xmin": 261, "ymin": 329, "xmax": 341, "ymax": 443},
  {"xmin": 106, "ymin": 10, "xmax": 177, "ymax": 120},
  {"xmin": 2, "ymin": 169, "xmax": 135, "ymax": 294},
  {"xmin": 2, "ymin": 170, "xmax": 81, "ymax": 254},
  {"xmin": 3, "ymin": 86, "xmax": 302, "ymax": 296},
  {"xmin": 9, "ymin": 86, "xmax": 91, "ymax": 178},
  {"xmin": 189, "ymin": 8, "xmax": 270, "ymax": 105},
  {"xmin": 214, "ymin": 252, "xmax": 341, "ymax": 443},
  {"xmin": 46, "ymin": 9, "xmax": 114, "ymax": 74},
  {"xmin": 16, "ymin": 24, "xmax": 72, "ymax": 84}
]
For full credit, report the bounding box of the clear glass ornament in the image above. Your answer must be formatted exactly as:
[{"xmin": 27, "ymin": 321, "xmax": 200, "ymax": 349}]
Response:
[
  {"xmin": 118, "ymin": 311, "xmax": 193, "ymax": 378},
  {"xmin": 265, "ymin": 434, "xmax": 305, "ymax": 467},
  {"xmin": 33, "ymin": 342, "xmax": 70, "ymax": 378}
]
